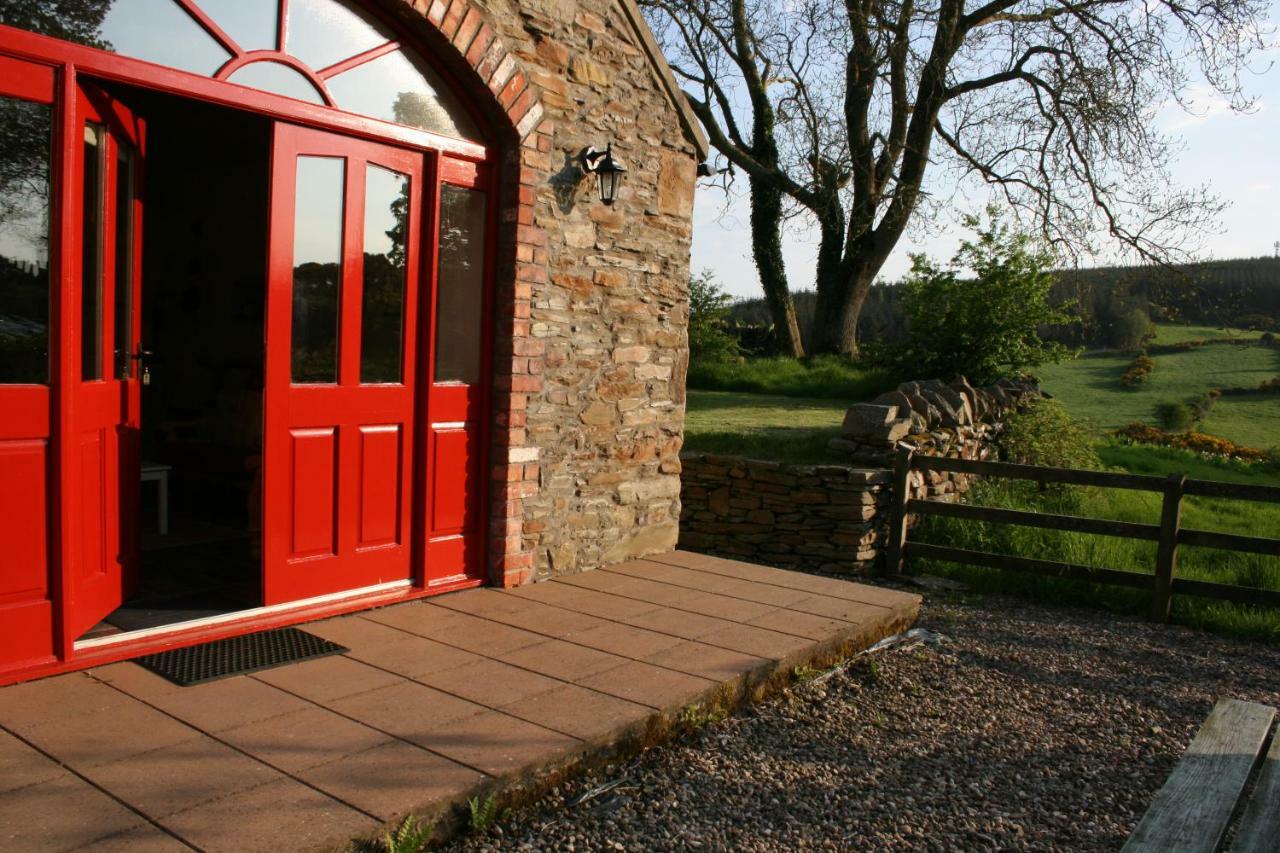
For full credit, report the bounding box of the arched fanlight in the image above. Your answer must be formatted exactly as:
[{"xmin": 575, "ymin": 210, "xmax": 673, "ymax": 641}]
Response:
[{"xmin": 581, "ymin": 144, "xmax": 627, "ymax": 206}]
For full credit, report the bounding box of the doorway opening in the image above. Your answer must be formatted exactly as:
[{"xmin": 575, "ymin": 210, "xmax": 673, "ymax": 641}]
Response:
[{"xmin": 83, "ymin": 85, "xmax": 272, "ymax": 639}]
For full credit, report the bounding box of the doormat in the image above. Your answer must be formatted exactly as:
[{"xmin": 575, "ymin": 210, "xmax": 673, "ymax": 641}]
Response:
[{"xmin": 133, "ymin": 627, "xmax": 348, "ymax": 687}]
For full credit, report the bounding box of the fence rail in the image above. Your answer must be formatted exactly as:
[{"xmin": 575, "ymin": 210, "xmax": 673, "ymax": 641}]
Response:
[{"xmin": 885, "ymin": 447, "xmax": 1280, "ymax": 620}]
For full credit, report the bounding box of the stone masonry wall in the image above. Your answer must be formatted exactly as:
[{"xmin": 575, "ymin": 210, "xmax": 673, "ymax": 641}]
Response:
[
  {"xmin": 679, "ymin": 378, "xmax": 1040, "ymax": 574},
  {"xmin": 381, "ymin": 0, "xmax": 701, "ymax": 584}
]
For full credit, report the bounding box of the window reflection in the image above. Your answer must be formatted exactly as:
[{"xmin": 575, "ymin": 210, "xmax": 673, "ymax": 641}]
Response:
[
  {"xmin": 113, "ymin": 145, "xmax": 135, "ymax": 379},
  {"xmin": 198, "ymin": 0, "xmax": 278, "ymax": 52},
  {"xmin": 82, "ymin": 123, "xmax": 105, "ymax": 381},
  {"xmin": 360, "ymin": 165, "xmax": 408, "ymax": 384},
  {"xmin": 99, "ymin": 0, "xmax": 232, "ymax": 77},
  {"xmin": 0, "ymin": 96, "xmax": 52, "ymax": 384},
  {"xmin": 434, "ymin": 185, "xmax": 486, "ymax": 384},
  {"xmin": 227, "ymin": 62, "xmax": 324, "ymax": 105},
  {"xmin": 328, "ymin": 49, "xmax": 480, "ymax": 141},
  {"xmin": 291, "ymin": 156, "xmax": 344, "ymax": 384},
  {"xmin": 286, "ymin": 0, "xmax": 390, "ymax": 72}
]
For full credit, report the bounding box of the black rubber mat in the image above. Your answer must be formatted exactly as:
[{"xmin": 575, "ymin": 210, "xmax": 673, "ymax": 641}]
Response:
[{"xmin": 133, "ymin": 627, "xmax": 348, "ymax": 686}]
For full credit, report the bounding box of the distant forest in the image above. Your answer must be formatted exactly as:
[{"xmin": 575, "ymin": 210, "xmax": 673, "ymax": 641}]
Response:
[{"xmin": 726, "ymin": 256, "xmax": 1280, "ymax": 354}]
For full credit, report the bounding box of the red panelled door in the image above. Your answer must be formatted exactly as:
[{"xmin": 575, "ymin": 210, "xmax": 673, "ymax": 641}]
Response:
[
  {"xmin": 421, "ymin": 160, "xmax": 492, "ymax": 588},
  {"xmin": 64, "ymin": 81, "xmax": 145, "ymax": 639},
  {"xmin": 0, "ymin": 56, "xmax": 59, "ymax": 668},
  {"xmin": 262, "ymin": 123, "xmax": 424, "ymax": 604}
]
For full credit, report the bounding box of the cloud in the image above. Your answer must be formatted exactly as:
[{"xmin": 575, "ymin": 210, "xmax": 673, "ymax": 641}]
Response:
[{"xmin": 1159, "ymin": 84, "xmax": 1242, "ymax": 131}]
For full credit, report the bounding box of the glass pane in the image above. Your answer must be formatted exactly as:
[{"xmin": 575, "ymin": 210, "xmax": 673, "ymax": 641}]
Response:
[
  {"xmin": 99, "ymin": 0, "xmax": 232, "ymax": 77},
  {"xmin": 0, "ymin": 96, "xmax": 52, "ymax": 384},
  {"xmin": 328, "ymin": 49, "xmax": 481, "ymax": 141},
  {"xmin": 198, "ymin": 0, "xmax": 278, "ymax": 51},
  {"xmin": 82, "ymin": 124, "xmax": 105, "ymax": 381},
  {"xmin": 227, "ymin": 62, "xmax": 324, "ymax": 104},
  {"xmin": 286, "ymin": 0, "xmax": 391, "ymax": 72},
  {"xmin": 291, "ymin": 156, "xmax": 344, "ymax": 383},
  {"xmin": 113, "ymin": 145, "xmax": 135, "ymax": 379},
  {"xmin": 360, "ymin": 165, "xmax": 408, "ymax": 384},
  {"xmin": 434, "ymin": 185, "xmax": 486, "ymax": 384}
]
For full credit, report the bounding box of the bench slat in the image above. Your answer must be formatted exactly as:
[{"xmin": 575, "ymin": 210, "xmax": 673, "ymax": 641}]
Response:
[
  {"xmin": 1231, "ymin": 721, "xmax": 1280, "ymax": 853},
  {"xmin": 1123, "ymin": 699, "xmax": 1275, "ymax": 853}
]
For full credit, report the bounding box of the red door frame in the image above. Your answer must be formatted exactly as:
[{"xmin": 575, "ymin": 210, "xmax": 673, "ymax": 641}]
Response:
[
  {"xmin": 264, "ymin": 123, "xmax": 426, "ymax": 604},
  {"xmin": 0, "ymin": 16, "xmax": 501, "ymax": 685},
  {"xmin": 62, "ymin": 80, "xmax": 147, "ymax": 643}
]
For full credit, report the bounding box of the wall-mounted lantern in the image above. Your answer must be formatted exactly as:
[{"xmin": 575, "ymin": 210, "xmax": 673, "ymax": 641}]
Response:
[{"xmin": 581, "ymin": 144, "xmax": 627, "ymax": 206}]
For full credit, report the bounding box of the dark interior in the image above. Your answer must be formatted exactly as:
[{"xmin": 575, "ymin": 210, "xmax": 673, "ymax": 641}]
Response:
[{"xmin": 87, "ymin": 83, "xmax": 272, "ymax": 637}]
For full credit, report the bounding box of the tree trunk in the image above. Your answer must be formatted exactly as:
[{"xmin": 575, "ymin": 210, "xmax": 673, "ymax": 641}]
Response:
[
  {"xmin": 748, "ymin": 177, "xmax": 804, "ymax": 357},
  {"xmin": 811, "ymin": 270, "xmax": 871, "ymax": 356}
]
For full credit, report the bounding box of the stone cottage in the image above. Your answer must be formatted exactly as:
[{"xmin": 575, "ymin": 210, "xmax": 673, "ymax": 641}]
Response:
[{"xmin": 0, "ymin": 0, "xmax": 705, "ymax": 684}]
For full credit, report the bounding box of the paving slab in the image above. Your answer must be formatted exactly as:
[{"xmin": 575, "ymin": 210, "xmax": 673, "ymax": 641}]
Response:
[{"xmin": 0, "ymin": 551, "xmax": 919, "ymax": 851}]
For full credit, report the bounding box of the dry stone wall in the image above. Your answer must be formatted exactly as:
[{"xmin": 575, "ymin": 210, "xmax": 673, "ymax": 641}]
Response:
[{"xmin": 679, "ymin": 378, "xmax": 1040, "ymax": 574}]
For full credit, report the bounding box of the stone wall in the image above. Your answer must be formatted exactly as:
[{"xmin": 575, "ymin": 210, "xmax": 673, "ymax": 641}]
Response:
[
  {"xmin": 381, "ymin": 0, "xmax": 703, "ymax": 583},
  {"xmin": 679, "ymin": 378, "xmax": 1040, "ymax": 574}
]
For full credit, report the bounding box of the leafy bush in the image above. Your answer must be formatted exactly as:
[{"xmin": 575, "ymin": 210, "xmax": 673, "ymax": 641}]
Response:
[
  {"xmin": 891, "ymin": 208, "xmax": 1078, "ymax": 383},
  {"xmin": 686, "ymin": 355, "xmax": 900, "ymax": 400},
  {"xmin": 1262, "ymin": 332, "xmax": 1276, "ymax": 347},
  {"xmin": 999, "ymin": 398, "xmax": 1099, "ymax": 469},
  {"xmin": 688, "ymin": 269, "xmax": 741, "ymax": 364},
  {"xmin": 1155, "ymin": 401, "xmax": 1196, "ymax": 432},
  {"xmin": 1109, "ymin": 307, "xmax": 1155, "ymax": 350},
  {"xmin": 1235, "ymin": 313, "xmax": 1277, "ymax": 332},
  {"xmin": 1120, "ymin": 353, "xmax": 1155, "ymax": 386}
]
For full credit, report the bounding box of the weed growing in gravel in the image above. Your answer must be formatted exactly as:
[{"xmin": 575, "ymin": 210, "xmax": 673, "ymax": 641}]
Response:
[
  {"xmin": 368, "ymin": 815, "xmax": 434, "ymax": 853},
  {"xmin": 792, "ymin": 664, "xmax": 821, "ymax": 682},
  {"xmin": 678, "ymin": 703, "xmax": 729, "ymax": 731},
  {"xmin": 468, "ymin": 794, "xmax": 501, "ymax": 833}
]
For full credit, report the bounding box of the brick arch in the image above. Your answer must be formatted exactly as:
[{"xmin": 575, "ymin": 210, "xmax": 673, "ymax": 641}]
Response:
[
  {"xmin": 375, "ymin": 0, "xmax": 548, "ymax": 142},
  {"xmin": 376, "ymin": 0, "xmax": 552, "ymax": 588}
]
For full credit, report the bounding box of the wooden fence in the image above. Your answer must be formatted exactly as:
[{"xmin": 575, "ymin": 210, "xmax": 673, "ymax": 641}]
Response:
[{"xmin": 884, "ymin": 447, "xmax": 1280, "ymax": 620}]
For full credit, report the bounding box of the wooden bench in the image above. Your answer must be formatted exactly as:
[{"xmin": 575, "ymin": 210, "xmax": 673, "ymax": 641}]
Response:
[{"xmin": 1124, "ymin": 698, "xmax": 1280, "ymax": 852}]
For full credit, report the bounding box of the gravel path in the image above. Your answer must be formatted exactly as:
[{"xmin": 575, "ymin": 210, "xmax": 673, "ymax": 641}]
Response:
[{"xmin": 452, "ymin": 590, "xmax": 1280, "ymax": 851}]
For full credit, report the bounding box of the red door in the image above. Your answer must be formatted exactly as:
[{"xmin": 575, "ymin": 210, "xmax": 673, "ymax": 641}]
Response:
[
  {"xmin": 0, "ymin": 56, "xmax": 60, "ymax": 667},
  {"xmin": 65, "ymin": 81, "xmax": 145, "ymax": 639},
  {"xmin": 421, "ymin": 159, "xmax": 493, "ymax": 587},
  {"xmin": 262, "ymin": 123, "xmax": 424, "ymax": 604}
]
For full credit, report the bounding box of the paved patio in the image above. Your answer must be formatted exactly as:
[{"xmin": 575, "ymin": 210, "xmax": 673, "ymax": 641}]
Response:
[{"xmin": 0, "ymin": 551, "xmax": 919, "ymax": 852}]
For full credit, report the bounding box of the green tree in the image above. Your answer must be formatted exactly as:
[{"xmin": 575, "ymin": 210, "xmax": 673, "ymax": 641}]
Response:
[
  {"xmin": 688, "ymin": 270, "xmax": 741, "ymax": 363},
  {"xmin": 895, "ymin": 208, "xmax": 1076, "ymax": 382}
]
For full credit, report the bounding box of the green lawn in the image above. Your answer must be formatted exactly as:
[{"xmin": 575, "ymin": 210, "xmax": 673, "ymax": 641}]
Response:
[
  {"xmin": 1151, "ymin": 323, "xmax": 1258, "ymax": 345},
  {"xmin": 686, "ymin": 356, "xmax": 900, "ymax": 400},
  {"xmin": 916, "ymin": 443, "xmax": 1280, "ymax": 641},
  {"xmin": 683, "ymin": 390, "xmax": 847, "ymax": 463},
  {"xmin": 683, "ymin": 388, "xmax": 1280, "ymax": 640},
  {"xmin": 1035, "ymin": 340, "xmax": 1280, "ymax": 447}
]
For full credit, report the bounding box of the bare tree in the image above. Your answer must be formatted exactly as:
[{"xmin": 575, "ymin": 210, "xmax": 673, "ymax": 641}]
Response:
[{"xmin": 642, "ymin": 0, "xmax": 1272, "ymax": 355}]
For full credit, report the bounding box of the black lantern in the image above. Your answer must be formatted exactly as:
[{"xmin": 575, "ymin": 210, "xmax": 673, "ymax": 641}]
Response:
[{"xmin": 582, "ymin": 144, "xmax": 627, "ymax": 205}]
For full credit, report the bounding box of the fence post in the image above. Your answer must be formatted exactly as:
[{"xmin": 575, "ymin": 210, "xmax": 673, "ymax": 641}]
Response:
[
  {"xmin": 1151, "ymin": 473, "xmax": 1186, "ymax": 622},
  {"xmin": 884, "ymin": 445, "xmax": 915, "ymax": 577}
]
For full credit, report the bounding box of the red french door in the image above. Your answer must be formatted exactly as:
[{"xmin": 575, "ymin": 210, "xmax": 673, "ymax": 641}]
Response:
[
  {"xmin": 65, "ymin": 81, "xmax": 145, "ymax": 639},
  {"xmin": 0, "ymin": 56, "xmax": 60, "ymax": 667},
  {"xmin": 420, "ymin": 159, "xmax": 493, "ymax": 588},
  {"xmin": 262, "ymin": 123, "xmax": 424, "ymax": 604}
]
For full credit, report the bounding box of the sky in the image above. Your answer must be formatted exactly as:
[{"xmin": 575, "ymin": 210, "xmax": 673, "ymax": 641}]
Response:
[{"xmin": 689, "ymin": 14, "xmax": 1280, "ymax": 300}]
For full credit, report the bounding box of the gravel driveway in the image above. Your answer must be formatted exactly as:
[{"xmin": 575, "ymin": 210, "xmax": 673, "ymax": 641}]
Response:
[{"xmin": 451, "ymin": 589, "xmax": 1280, "ymax": 851}]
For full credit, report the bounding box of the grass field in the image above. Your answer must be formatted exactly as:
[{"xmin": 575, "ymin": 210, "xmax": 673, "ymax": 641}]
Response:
[
  {"xmin": 1035, "ymin": 335, "xmax": 1280, "ymax": 448},
  {"xmin": 683, "ymin": 384, "xmax": 1280, "ymax": 639},
  {"xmin": 915, "ymin": 446, "xmax": 1280, "ymax": 641},
  {"xmin": 683, "ymin": 390, "xmax": 847, "ymax": 463},
  {"xmin": 687, "ymin": 355, "xmax": 900, "ymax": 400},
  {"xmin": 1150, "ymin": 323, "xmax": 1258, "ymax": 344}
]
